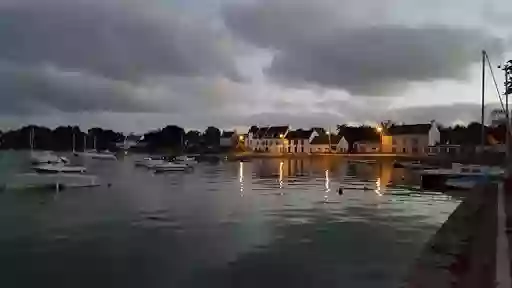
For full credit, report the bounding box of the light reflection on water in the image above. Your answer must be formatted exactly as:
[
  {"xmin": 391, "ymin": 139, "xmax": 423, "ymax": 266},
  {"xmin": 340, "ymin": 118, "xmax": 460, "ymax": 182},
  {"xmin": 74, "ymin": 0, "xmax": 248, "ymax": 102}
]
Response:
[{"xmin": 0, "ymin": 153, "xmax": 460, "ymax": 288}]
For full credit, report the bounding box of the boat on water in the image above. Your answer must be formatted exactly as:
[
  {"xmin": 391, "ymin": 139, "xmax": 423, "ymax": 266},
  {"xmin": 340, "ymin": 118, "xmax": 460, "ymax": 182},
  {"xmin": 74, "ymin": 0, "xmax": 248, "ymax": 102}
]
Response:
[
  {"xmin": 134, "ymin": 156, "xmax": 169, "ymax": 168},
  {"xmin": 348, "ymin": 159, "xmax": 376, "ymax": 164},
  {"xmin": 445, "ymin": 178, "xmax": 478, "ymax": 190},
  {"xmin": 393, "ymin": 161, "xmax": 436, "ymax": 170},
  {"xmin": 79, "ymin": 135, "xmax": 117, "ymax": 160},
  {"xmin": 420, "ymin": 163, "xmax": 504, "ymax": 190},
  {"xmin": 173, "ymin": 155, "xmax": 198, "ymax": 165},
  {"xmin": 31, "ymin": 151, "xmax": 69, "ymax": 164},
  {"xmin": 33, "ymin": 163, "xmax": 87, "ymax": 174},
  {"xmin": 81, "ymin": 151, "xmax": 117, "ymax": 160},
  {"xmin": 152, "ymin": 162, "xmax": 191, "ymax": 172},
  {"xmin": 28, "ymin": 128, "xmax": 69, "ymax": 164}
]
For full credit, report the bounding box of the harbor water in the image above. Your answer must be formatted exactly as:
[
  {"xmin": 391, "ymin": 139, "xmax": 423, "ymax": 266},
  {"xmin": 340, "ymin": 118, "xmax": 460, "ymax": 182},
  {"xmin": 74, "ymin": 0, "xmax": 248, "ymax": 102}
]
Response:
[{"xmin": 0, "ymin": 152, "xmax": 460, "ymax": 288}]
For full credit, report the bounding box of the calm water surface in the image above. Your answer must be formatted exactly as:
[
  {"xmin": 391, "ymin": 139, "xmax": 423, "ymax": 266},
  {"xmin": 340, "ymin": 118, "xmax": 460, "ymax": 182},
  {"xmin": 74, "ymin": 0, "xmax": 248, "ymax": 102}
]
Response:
[{"xmin": 0, "ymin": 153, "xmax": 460, "ymax": 288}]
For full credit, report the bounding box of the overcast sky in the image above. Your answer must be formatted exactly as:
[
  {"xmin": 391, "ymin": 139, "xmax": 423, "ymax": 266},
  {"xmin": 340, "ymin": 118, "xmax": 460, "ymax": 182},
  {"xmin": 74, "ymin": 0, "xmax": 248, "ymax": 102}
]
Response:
[{"xmin": 0, "ymin": 0, "xmax": 511, "ymax": 133}]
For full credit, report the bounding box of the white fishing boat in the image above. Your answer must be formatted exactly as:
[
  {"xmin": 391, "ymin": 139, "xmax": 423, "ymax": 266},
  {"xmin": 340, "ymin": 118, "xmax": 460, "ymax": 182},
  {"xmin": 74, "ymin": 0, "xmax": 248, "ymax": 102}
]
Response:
[
  {"xmin": 2, "ymin": 173, "xmax": 100, "ymax": 191},
  {"xmin": 152, "ymin": 162, "xmax": 190, "ymax": 172},
  {"xmin": 33, "ymin": 163, "xmax": 87, "ymax": 174}
]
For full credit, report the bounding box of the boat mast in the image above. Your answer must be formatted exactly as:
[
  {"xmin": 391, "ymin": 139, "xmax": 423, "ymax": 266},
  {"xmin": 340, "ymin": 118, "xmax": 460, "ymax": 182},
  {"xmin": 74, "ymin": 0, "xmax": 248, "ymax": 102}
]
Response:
[
  {"xmin": 481, "ymin": 50, "xmax": 485, "ymax": 149},
  {"xmin": 506, "ymin": 62, "xmax": 511, "ymax": 169},
  {"xmin": 506, "ymin": 66, "xmax": 510, "ymax": 163},
  {"xmin": 30, "ymin": 127, "xmax": 34, "ymax": 151},
  {"xmin": 72, "ymin": 132, "xmax": 76, "ymax": 153}
]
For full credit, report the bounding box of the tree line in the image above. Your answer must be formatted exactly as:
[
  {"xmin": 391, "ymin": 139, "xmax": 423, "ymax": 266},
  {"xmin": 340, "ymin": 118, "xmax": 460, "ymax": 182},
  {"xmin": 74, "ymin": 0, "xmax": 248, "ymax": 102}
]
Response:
[
  {"xmin": 0, "ymin": 125, "xmax": 229, "ymax": 153},
  {"xmin": 0, "ymin": 122, "xmax": 507, "ymax": 152}
]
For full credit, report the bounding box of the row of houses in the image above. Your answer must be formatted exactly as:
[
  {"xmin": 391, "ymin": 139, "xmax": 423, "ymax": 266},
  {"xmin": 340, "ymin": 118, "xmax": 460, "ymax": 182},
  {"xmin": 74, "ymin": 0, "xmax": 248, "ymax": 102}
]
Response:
[
  {"xmin": 240, "ymin": 122, "xmax": 441, "ymax": 155},
  {"xmin": 244, "ymin": 126, "xmax": 349, "ymax": 153},
  {"xmin": 120, "ymin": 121, "xmax": 502, "ymax": 156}
]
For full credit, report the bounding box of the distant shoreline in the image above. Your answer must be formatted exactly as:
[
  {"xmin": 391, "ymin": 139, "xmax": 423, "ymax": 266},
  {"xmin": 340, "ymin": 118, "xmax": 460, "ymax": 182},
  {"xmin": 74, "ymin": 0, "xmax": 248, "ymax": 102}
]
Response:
[{"xmin": 228, "ymin": 152, "xmax": 425, "ymax": 160}]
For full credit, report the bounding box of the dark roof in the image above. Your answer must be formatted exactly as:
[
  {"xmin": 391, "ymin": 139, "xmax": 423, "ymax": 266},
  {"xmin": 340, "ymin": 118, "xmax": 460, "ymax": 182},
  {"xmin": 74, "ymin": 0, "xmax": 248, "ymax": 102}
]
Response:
[
  {"xmin": 255, "ymin": 127, "xmax": 269, "ymax": 138},
  {"xmin": 249, "ymin": 126, "xmax": 259, "ymax": 134},
  {"xmin": 310, "ymin": 135, "xmax": 342, "ymax": 145},
  {"xmin": 286, "ymin": 129, "xmax": 313, "ymax": 139},
  {"xmin": 387, "ymin": 124, "xmax": 431, "ymax": 135},
  {"xmin": 264, "ymin": 126, "xmax": 289, "ymax": 138}
]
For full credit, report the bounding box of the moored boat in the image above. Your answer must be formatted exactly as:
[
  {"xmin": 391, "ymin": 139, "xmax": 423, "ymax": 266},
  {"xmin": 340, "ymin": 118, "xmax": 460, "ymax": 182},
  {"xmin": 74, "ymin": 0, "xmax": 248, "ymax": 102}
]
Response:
[
  {"xmin": 33, "ymin": 163, "xmax": 87, "ymax": 174},
  {"xmin": 420, "ymin": 163, "xmax": 504, "ymax": 190},
  {"xmin": 152, "ymin": 162, "xmax": 191, "ymax": 172}
]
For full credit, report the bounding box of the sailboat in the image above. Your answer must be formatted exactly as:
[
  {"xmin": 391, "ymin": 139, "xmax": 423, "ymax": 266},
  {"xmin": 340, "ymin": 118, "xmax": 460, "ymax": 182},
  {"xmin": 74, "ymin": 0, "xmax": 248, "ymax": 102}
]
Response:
[
  {"xmin": 81, "ymin": 135, "xmax": 117, "ymax": 160},
  {"xmin": 29, "ymin": 127, "xmax": 67, "ymax": 164},
  {"xmin": 29, "ymin": 128, "xmax": 87, "ymax": 174}
]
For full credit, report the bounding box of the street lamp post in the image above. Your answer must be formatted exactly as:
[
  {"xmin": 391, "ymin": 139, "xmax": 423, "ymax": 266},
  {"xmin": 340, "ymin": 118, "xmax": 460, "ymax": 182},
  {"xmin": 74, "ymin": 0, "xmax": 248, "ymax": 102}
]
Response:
[
  {"xmin": 280, "ymin": 134, "xmax": 285, "ymax": 153},
  {"xmin": 327, "ymin": 131, "xmax": 331, "ymax": 153},
  {"xmin": 376, "ymin": 126, "xmax": 383, "ymax": 153}
]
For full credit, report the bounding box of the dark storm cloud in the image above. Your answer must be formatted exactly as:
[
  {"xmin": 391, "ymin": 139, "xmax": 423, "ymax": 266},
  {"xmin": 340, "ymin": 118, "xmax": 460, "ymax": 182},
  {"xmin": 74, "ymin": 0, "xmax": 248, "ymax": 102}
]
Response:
[
  {"xmin": 0, "ymin": 0, "xmax": 242, "ymax": 115},
  {"xmin": 223, "ymin": 0, "xmax": 504, "ymax": 95},
  {"xmin": 0, "ymin": 0, "xmax": 238, "ymax": 81},
  {"xmin": 0, "ymin": 62, "xmax": 160, "ymax": 115}
]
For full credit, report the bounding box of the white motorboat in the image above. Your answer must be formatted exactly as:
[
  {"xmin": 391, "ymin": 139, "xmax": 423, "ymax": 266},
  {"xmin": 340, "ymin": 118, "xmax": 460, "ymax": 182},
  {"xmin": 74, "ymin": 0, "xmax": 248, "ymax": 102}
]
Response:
[
  {"xmin": 174, "ymin": 155, "xmax": 198, "ymax": 165},
  {"xmin": 81, "ymin": 150, "xmax": 117, "ymax": 160},
  {"xmin": 33, "ymin": 163, "xmax": 87, "ymax": 174},
  {"xmin": 31, "ymin": 151, "xmax": 68, "ymax": 164},
  {"xmin": 152, "ymin": 162, "xmax": 190, "ymax": 172}
]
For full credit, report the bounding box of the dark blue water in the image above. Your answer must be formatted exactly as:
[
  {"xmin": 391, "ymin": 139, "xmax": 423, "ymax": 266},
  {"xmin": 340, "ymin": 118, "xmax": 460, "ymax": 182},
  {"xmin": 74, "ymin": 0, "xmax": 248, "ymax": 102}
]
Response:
[{"xmin": 0, "ymin": 154, "xmax": 459, "ymax": 288}]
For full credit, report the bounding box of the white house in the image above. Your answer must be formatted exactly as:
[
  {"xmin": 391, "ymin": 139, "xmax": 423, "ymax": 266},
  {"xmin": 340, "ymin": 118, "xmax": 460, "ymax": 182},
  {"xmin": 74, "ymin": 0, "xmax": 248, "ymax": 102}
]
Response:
[
  {"xmin": 246, "ymin": 126, "xmax": 290, "ymax": 153},
  {"xmin": 285, "ymin": 129, "xmax": 319, "ymax": 153},
  {"xmin": 387, "ymin": 121, "xmax": 440, "ymax": 154},
  {"xmin": 309, "ymin": 135, "xmax": 349, "ymax": 153}
]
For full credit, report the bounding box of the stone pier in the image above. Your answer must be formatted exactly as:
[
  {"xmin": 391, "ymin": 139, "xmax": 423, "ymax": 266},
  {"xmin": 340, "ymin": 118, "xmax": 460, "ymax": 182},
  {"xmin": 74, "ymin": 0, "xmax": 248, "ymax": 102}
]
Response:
[{"xmin": 403, "ymin": 184, "xmax": 501, "ymax": 288}]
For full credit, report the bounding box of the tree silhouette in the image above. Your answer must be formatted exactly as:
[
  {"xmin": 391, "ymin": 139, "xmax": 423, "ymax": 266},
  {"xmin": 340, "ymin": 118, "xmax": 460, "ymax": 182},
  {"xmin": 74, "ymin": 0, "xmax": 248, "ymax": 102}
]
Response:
[{"xmin": 204, "ymin": 126, "xmax": 221, "ymax": 146}]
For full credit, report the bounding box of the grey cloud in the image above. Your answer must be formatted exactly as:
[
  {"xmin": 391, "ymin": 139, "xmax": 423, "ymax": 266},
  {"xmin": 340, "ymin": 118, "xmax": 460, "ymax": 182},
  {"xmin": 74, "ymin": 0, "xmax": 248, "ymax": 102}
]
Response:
[
  {"xmin": 0, "ymin": 62, "xmax": 160, "ymax": 115},
  {"xmin": 0, "ymin": 0, "xmax": 244, "ymax": 117},
  {"xmin": 0, "ymin": 0, "xmax": 239, "ymax": 81},
  {"xmin": 224, "ymin": 0, "xmax": 504, "ymax": 95}
]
